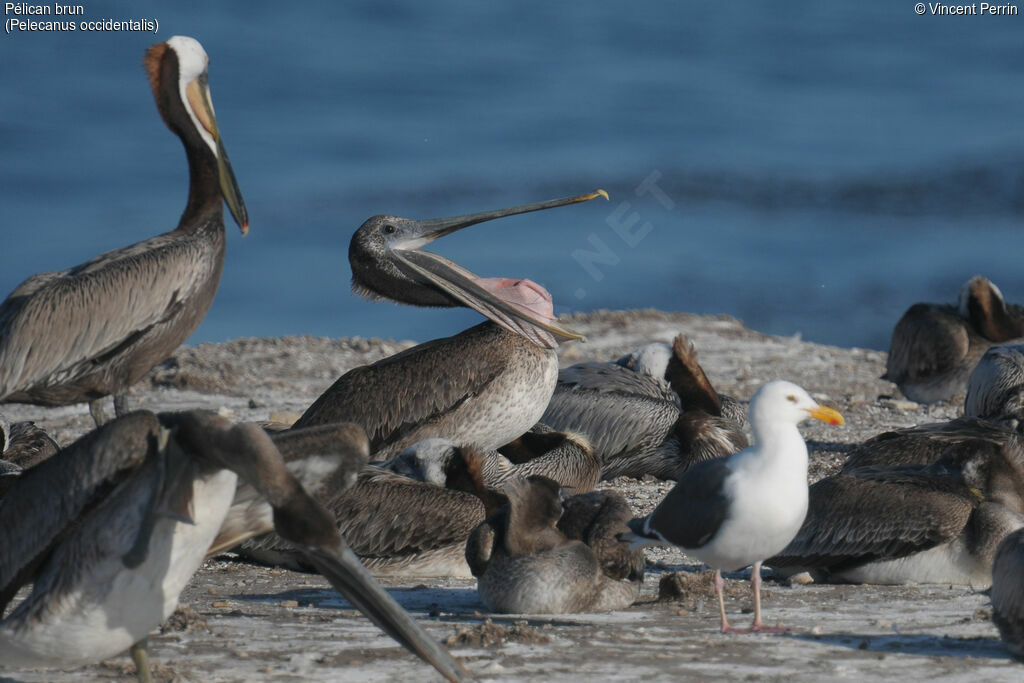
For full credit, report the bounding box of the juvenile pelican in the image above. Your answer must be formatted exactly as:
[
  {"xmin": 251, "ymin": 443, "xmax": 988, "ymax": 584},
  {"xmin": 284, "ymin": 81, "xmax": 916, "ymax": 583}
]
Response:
[
  {"xmin": 992, "ymin": 527, "xmax": 1024, "ymax": 657},
  {"xmin": 771, "ymin": 437, "xmax": 1024, "ymax": 588},
  {"xmin": 540, "ymin": 334, "xmax": 748, "ymax": 480},
  {"xmin": 624, "ymin": 381, "xmax": 843, "ymax": 633},
  {"xmin": 964, "ymin": 342, "xmax": 1024, "ymax": 429},
  {"xmin": 223, "ymin": 430, "xmax": 601, "ymax": 578},
  {"xmin": 0, "ymin": 36, "xmax": 248, "ymax": 427},
  {"xmin": 884, "ymin": 276, "xmax": 1024, "ymax": 404},
  {"xmin": 293, "ymin": 190, "xmax": 607, "ymax": 458},
  {"xmin": 466, "ymin": 477, "xmax": 644, "ymax": 614},
  {"xmin": 0, "ymin": 412, "xmax": 468, "ymax": 682},
  {"xmin": 0, "ymin": 413, "xmax": 58, "ymax": 471}
]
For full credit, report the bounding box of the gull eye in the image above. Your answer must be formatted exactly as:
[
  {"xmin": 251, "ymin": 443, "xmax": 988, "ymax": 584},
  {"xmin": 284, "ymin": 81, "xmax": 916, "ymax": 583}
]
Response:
[
  {"xmin": 786, "ymin": 394, "xmax": 798, "ymax": 403},
  {"xmin": 383, "ymin": 224, "xmax": 397, "ymax": 235}
]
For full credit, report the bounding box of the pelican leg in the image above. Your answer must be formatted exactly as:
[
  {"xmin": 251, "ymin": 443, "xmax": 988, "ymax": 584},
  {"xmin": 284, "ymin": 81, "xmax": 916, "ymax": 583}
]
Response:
[
  {"xmin": 88, "ymin": 398, "xmax": 109, "ymax": 427},
  {"xmin": 114, "ymin": 393, "xmax": 131, "ymax": 418},
  {"xmin": 130, "ymin": 638, "xmax": 153, "ymax": 683}
]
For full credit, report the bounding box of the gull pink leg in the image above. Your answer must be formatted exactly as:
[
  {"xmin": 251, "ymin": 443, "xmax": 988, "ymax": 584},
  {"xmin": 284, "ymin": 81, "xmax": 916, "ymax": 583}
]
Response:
[{"xmin": 749, "ymin": 561, "xmax": 792, "ymax": 634}]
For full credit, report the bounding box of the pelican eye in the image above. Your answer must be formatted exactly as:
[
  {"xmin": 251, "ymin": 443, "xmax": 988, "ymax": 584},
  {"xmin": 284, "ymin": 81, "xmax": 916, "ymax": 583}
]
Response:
[
  {"xmin": 383, "ymin": 224, "xmax": 397, "ymax": 235},
  {"xmin": 786, "ymin": 394, "xmax": 797, "ymax": 403}
]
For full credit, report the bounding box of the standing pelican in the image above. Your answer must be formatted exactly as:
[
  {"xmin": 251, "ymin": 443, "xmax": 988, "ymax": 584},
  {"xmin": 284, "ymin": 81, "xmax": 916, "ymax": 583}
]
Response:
[
  {"xmin": 294, "ymin": 190, "xmax": 607, "ymax": 458},
  {"xmin": 884, "ymin": 276, "xmax": 1024, "ymax": 404},
  {"xmin": 0, "ymin": 411, "xmax": 468, "ymax": 682},
  {"xmin": 0, "ymin": 36, "xmax": 248, "ymax": 427}
]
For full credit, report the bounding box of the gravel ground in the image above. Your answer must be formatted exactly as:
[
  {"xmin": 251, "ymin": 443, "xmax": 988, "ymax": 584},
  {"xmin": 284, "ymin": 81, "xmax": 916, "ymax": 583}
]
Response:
[{"xmin": 3, "ymin": 310, "xmax": 1017, "ymax": 682}]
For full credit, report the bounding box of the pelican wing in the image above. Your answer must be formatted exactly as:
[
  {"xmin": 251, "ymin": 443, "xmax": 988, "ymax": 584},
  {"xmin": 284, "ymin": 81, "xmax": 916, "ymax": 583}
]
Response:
[
  {"xmin": 841, "ymin": 416, "xmax": 1013, "ymax": 472},
  {"xmin": 0, "ymin": 229, "xmax": 222, "ymax": 401},
  {"xmin": 0, "ymin": 412, "xmax": 159, "ymax": 606},
  {"xmin": 884, "ymin": 303, "xmax": 969, "ymax": 385},
  {"xmin": 769, "ymin": 469, "xmax": 976, "ymax": 570},
  {"xmin": 294, "ymin": 331, "xmax": 509, "ymax": 452},
  {"xmin": 239, "ymin": 467, "xmax": 485, "ymax": 563},
  {"xmin": 541, "ymin": 363, "xmax": 680, "ymax": 462}
]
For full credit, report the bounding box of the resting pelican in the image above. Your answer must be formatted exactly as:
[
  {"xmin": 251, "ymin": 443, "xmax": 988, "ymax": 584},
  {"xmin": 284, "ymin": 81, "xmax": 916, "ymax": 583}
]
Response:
[
  {"xmin": 884, "ymin": 276, "xmax": 1024, "ymax": 403},
  {"xmin": 540, "ymin": 334, "xmax": 748, "ymax": 480},
  {"xmin": 220, "ymin": 429, "xmax": 601, "ymax": 578},
  {"xmin": 992, "ymin": 527, "xmax": 1024, "ymax": 657},
  {"xmin": 0, "ymin": 411, "xmax": 468, "ymax": 682},
  {"xmin": 771, "ymin": 436, "xmax": 1024, "ymax": 588},
  {"xmin": 293, "ymin": 190, "xmax": 607, "ymax": 458},
  {"xmin": 0, "ymin": 36, "xmax": 247, "ymax": 427},
  {"xmin": 466, "ymin": 477, "xmax": 644, "ymax": 614}
]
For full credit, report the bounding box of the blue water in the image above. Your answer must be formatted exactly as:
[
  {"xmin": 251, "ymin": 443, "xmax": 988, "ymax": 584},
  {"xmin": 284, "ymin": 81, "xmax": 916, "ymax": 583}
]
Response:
[{"xmin": 2, "ymin": 2, "xmax": 1023, "ymax": 351}]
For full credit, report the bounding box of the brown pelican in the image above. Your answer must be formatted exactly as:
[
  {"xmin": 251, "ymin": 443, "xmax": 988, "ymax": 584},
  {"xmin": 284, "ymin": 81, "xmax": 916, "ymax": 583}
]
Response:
[
  {"xmin": 992, "ymin": 527, "xmax": 1024, "ymax": 658},
  {"xmin": 884, "ymin": 276, "xmax": 1024, "ymax": 404},
  {"xmin": 0, "ymin": 415, "xmax": 58, "ymax": 499},
  {"xmin": 0, "ymin": 413, "xmax": 58, "ymax": 471},
  {"xmin": 965, "ymin": 342, "xmax": 1024, "ymax": 429},
  {"xmin": 0, "ymin": 36, "xmax": 248, "ymax": 427},
  {"xmin": 222, "ymin": 429, "xmax": 601, "ymax": 578},
  {"xmin": 540, "ymin": 334, "xmax": 748, "ymax": 480},
  {"xmin": 0, "ymin": 411, "xmax": 468, "ymax": 682},
  {"xmin": 401, "ymin": 428, "xmax": 603, "ymax": 495},
  {"xmin": 293, "ymin": 189, "xmax": 607, "ymax": 458},
  {"xmin": 624, "ymin": 381, "xmax": 843, "ymax": 633},
  {"xmin": 839, "ymin": 416, "xmax": 1016, "ymax": 472},
  {"xmin": 466, "ymin": 476, "xmax": 644, "ymax": 614},
  {"xmin": 770, "ymin": 436, "xmax": 1024, "ymax": 588}
]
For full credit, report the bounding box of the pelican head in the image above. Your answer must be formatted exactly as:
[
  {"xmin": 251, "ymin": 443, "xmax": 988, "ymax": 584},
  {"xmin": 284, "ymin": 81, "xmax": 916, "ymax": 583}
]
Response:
[
  {"xmin": 144, "ymin": 36, "xmax": 248, "ymax": 233},
  {"xmin": 347, "ymin": 189, "xmax": 607, "ymax": 348}
]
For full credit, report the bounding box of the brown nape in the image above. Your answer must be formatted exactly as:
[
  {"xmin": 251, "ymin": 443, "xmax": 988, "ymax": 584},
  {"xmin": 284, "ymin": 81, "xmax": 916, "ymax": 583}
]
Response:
[
  {"xmin": 967, "ymin": 277, "xmax": 1024, "ymax": 342},
  {"xmin": 501, "ymin": 476, "xmax": 567, "ymax": 556},
  {"xmin": 445, "ymin": 446, "xmax": 507, "ymax": 515},
  {"xmin": 663, "ymin": 334, "xmax": 722, "ymax": 416},
  {"xmin": 142, "ymin": 42, "xmax": 169, "ymax": 106}
]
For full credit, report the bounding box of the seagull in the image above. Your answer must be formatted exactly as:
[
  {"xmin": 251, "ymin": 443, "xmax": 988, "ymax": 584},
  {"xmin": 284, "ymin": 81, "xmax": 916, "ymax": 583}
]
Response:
[{"xmin": 623, "ymin": 380, "xmax": 843, "ymax": 633}]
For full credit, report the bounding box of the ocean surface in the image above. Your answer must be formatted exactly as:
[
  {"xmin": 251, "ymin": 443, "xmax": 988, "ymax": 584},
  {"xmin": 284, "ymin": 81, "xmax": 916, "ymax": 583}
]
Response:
[{"xmin": 2, "ymin": 2, "xmax": 1023, "ymax": 351}]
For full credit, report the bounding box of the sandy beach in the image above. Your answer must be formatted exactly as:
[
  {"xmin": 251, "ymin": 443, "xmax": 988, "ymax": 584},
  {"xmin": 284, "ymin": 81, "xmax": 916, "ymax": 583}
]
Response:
[{"xmin": 2, "ymin": 309, "xmax": 1018, "ymax": 681}]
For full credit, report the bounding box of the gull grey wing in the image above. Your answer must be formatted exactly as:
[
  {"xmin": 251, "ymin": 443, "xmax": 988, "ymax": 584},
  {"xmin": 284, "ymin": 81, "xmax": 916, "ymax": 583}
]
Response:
[{"xmin": 643, "ymin": 457, "xmax": 732, "ymax": 549}]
